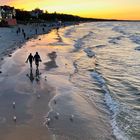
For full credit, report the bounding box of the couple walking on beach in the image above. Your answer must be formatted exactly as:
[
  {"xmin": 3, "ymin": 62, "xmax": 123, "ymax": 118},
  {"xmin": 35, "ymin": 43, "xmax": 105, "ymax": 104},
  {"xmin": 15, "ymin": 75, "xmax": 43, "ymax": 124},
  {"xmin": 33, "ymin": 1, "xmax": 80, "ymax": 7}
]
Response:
[{"xmin": 26, "ymin": 52, "xmax": 42, "ymax": 69}]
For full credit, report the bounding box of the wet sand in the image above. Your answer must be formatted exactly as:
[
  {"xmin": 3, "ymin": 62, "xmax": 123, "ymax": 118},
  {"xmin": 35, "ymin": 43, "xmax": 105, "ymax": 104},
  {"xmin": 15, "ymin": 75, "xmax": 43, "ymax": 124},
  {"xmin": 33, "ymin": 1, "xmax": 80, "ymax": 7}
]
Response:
[
  {"xmin": 0, "ymin": 32, "xmax": 58, "ymax": 140},
  {"xmin": 0, "ymin": 26, "xmax": 115, "ymax": 140}
]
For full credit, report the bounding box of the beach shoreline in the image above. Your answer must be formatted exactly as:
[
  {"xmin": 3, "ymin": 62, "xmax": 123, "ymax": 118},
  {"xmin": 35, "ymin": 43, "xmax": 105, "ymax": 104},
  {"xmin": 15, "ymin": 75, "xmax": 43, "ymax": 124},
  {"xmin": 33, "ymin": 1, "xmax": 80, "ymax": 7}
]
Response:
[
  {"xmin": 0, "ymin": 21, "xmax": 77, "ymax": 69},
  {"xmin": 0, "ymin": 22, "xmax": 78, "ymax": 140},
  {"xmin": 0, "ymin": 21, "xmax": 83, "ymax": 140},
  {"xmin": 0, "ymin": 21, "xmax": 125, "ymax": 140},
  {"xmin": 0, "ymin": 31, "xmax": 58, "ymax": 140}
]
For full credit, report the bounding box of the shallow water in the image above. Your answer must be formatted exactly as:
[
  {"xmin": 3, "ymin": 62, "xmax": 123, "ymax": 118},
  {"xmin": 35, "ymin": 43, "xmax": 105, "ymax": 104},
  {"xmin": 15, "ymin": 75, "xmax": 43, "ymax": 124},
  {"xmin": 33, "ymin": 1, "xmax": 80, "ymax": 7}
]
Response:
[{"xmin": 44, "ymin": 22, "xmax": 140, "ymax": 140}]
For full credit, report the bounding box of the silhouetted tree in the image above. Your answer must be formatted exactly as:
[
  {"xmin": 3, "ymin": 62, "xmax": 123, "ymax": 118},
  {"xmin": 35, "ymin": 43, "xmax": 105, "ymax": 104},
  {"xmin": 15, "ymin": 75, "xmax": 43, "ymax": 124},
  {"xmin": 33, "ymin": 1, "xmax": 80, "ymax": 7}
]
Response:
[{"xmin": 14, "ymin": 7, "xmax": 117, "ymax": 23}]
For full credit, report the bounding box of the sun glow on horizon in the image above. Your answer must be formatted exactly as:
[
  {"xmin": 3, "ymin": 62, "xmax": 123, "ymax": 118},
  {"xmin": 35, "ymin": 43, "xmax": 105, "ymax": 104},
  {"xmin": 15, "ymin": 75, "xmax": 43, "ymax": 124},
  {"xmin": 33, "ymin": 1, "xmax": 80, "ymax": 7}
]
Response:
[{"xmin": 1, "ymin": 0, "xmax": 140, "ymax": 20}]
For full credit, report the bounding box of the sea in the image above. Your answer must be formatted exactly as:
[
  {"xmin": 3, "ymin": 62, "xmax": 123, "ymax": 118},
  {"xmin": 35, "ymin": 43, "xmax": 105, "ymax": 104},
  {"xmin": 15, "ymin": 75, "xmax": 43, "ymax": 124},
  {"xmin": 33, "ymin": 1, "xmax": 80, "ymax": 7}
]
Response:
[{"xmin": 45, "ymin": 22, "xmax": 140, "ymax": 140}]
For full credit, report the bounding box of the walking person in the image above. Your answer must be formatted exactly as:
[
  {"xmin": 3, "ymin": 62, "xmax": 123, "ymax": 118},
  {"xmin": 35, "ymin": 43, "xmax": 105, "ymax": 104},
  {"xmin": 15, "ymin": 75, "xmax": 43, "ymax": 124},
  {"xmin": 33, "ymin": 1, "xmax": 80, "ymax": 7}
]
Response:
[
  {"xmin": 23, "ymin": 32, "xmax": 26, "ymax": 39},
  {"xmin": 35, "ymin": 29, "xmax": 37, "ymax": 34},
  {"xmin": 26, "ymin": 53, "xmax": 34, "ymax": 68},
  {"xmin": 34, "ymin": 52, "xmax": 42, "ymax": 69}
]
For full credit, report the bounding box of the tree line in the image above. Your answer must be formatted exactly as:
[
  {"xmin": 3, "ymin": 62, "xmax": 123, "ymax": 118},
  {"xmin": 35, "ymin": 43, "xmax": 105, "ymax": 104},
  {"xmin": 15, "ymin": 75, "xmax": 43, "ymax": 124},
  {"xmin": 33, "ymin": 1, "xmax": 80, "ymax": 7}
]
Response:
[
  {"xmin": 15, "ymin": 8, "xmax": 117, "ymax": 23},
  {"xmin": 16, "ymin": 9, "xmax": 89, "ymax": 22}
]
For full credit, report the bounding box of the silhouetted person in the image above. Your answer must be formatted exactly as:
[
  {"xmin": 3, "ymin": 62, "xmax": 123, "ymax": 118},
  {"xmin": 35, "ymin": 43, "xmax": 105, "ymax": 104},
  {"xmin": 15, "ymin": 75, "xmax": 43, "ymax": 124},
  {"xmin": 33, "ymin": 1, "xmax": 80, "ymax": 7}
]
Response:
[
  {"xmin": 23, "ymin": 32, "xmax": 26, "ymax": 39},
  {"xmin": 26, "ymin": 53, "xmax": 34, "ymax": 68},
  {"xmin": 22, "ymin": 29, "xmax": 24, "ymax": 34},
  {"xmin": 16, "ymin": 29, "xmax": 19, "ymax": 35},
  {"xmin": 18, "ymin": 27, "xmax": 21, "ymax": 33},
  {"xmin": 34, "ymin": 52, "xmax": 42, "ymax": 69},
  {"xmin": 35, "ymin": 29, "xmax": 37, "ymax": 34}
]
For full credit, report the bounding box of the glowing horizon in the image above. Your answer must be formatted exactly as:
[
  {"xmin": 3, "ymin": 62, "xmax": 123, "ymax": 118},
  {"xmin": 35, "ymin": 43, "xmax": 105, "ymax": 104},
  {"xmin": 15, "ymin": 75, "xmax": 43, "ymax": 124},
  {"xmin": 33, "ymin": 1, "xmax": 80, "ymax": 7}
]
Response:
[{"xmin": 0, "ymin": 0, "xmax": 140, "ymax": 20}]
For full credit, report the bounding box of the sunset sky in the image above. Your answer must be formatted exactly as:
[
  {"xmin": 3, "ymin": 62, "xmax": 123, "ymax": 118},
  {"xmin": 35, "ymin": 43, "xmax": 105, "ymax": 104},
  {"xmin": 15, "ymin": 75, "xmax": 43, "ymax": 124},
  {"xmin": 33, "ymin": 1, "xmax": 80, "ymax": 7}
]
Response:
[{"xmin": 0, "ymin": 0, "xmax": 140, "ymax": 20}]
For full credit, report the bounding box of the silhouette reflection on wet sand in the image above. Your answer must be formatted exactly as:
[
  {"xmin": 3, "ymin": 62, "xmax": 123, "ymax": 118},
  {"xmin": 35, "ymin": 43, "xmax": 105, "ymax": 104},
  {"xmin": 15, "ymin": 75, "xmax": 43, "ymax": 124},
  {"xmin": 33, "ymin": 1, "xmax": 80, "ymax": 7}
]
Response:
[
  {"xmin": 35, "ymin": 68, "xmax": 41, "ymax": 82},
  {"xmin": 44, "ymin": 51, "xmax": 58, "ymax": 71},
  {"xmin": 26, "ymin": 68, "xmax": 41, "ymax": 83},
  {"xmin": 56, "ymin": 29, "xmax": 63, "ymax": 42}
]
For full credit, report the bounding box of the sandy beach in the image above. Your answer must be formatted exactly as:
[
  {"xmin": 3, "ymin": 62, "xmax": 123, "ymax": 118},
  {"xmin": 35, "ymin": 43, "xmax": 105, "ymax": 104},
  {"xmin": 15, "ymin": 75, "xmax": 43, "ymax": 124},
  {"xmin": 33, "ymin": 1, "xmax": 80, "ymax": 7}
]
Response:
[
  {"xmin": 1, "ymin": 0, "xmax": 140, "ymax": 139},
  {"xmin": 0, "ymin": 23, "xmax": 63, "ymax": 140},
  {"xmin": 0, "ymin": 22, "xmax": 116, "ymax": 140},
  {"xmin": 1, "ymin": 21, "xmax": 140, "ymax": 140},
  {"xmin": 0, "ymin": 22, "xmax": 54, "ymax": 57},
  {"xmin": 0, "ymin": 33, "xmax": 53, "ymax": 140},
  {"xmin": 0, "ymin": 23, "xmax": 78, "ymax": 140}
]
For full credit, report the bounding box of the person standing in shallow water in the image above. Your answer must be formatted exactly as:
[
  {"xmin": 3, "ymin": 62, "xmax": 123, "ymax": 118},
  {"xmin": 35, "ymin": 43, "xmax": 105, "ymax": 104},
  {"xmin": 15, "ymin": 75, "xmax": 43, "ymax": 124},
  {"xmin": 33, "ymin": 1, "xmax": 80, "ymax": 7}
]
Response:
[
  {"xmin": 26, "ymin": 53, "xmax": 34, "ymax": 68},
  {"xmin": 34, "ymin": 52, "xmax": 42, "ymax": 69}
]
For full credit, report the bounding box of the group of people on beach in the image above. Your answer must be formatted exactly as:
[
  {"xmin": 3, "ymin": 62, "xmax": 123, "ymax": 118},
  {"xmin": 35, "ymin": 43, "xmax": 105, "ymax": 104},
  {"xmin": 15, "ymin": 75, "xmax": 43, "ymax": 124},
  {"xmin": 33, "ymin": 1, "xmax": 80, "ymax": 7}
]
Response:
[
  {"xmin": 16, "ymin": 27, "xmax": 26, "ymax": 39},
  {"xmin": 16, "ymin": 25, "xmax": 46, "ymax": 40},
  {"xmin": 26, "ymin": 52, "xmax": 42, "ymax": 69}
]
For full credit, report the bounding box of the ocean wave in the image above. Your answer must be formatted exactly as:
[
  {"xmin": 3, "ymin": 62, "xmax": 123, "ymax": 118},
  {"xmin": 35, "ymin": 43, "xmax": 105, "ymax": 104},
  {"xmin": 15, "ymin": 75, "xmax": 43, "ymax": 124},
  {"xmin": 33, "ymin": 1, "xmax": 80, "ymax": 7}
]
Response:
[
  {"xmin": 64, "ymin": 26, "xmax": 76, "ymax": 37},
  {"xmin": 129, "ymin": 35, "xmax": 140, "ymax": 45},
  {"xmin": 84, "ymin": 48, "xmax": 96, "ymax": 58},
  {"xmin": 91, "ymin": 71, "xmax": 128, "ymax": 140},
  {"xmin": 95, "ymin": 45, "xmax": 106, "ymax": 48},
  {"xmin": 74, "ymin": 31, "xmax": 94, "ymax": 50},
  {"xmin": 108, "ymin": 36, "xmax": 124, "ymax": 44},
  {"xmin": 135, "ymin": 46, "xmax": 140, "ymax": 51},
  {"xmin": 112, "ymin": 26, "xmax": 127, "ymax": 35}
]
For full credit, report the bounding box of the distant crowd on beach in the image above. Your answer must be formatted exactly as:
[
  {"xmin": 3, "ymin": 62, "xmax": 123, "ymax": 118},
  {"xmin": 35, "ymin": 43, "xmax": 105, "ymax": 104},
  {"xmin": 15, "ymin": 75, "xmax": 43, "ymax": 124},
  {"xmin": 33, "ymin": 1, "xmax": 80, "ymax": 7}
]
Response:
[
  {"xmin": 15, "ymin": 22, "xmax": 63, "ymax": 40},
  {"xmin": 0, "ymin": 21, "xmax": 77, "ymax": 68}
]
